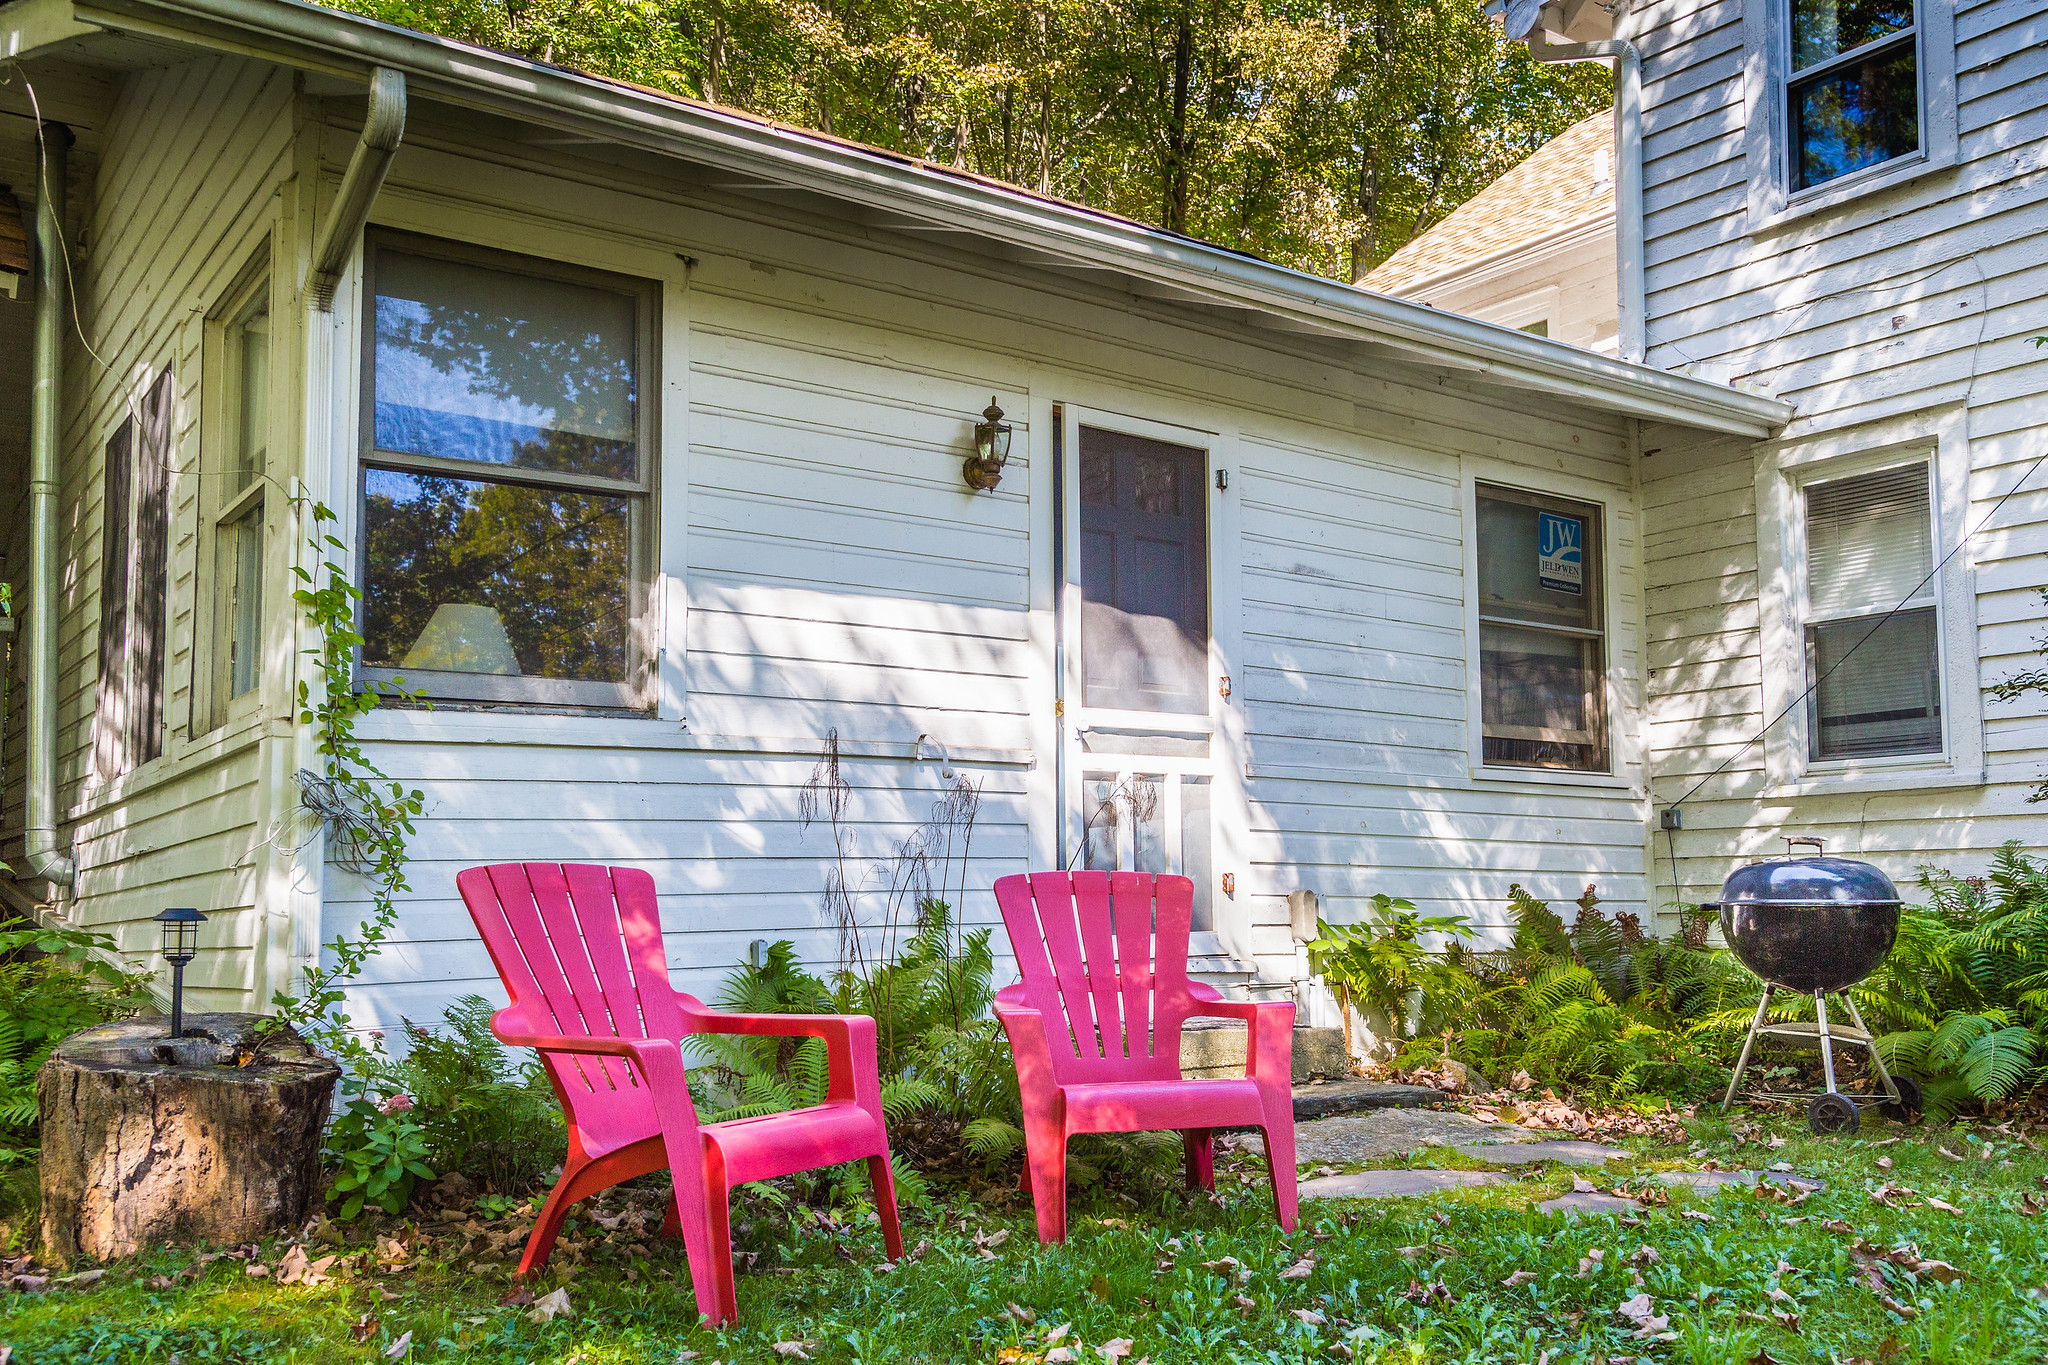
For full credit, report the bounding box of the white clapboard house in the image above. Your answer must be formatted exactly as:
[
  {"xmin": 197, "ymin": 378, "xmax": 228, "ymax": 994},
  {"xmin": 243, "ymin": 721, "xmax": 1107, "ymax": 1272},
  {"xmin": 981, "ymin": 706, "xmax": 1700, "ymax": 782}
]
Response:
[{"xmin": 3, "ymin": 0, "xmax": 2026, "ymax": 1039}]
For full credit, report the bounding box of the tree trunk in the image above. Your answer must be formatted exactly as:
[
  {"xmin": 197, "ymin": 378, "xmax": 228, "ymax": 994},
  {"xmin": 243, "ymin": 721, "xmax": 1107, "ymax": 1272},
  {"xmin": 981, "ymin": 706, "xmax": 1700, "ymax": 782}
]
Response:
[{"xmin": 38, "ymin": 1013, "xmax": 339, "ymax": 1264}]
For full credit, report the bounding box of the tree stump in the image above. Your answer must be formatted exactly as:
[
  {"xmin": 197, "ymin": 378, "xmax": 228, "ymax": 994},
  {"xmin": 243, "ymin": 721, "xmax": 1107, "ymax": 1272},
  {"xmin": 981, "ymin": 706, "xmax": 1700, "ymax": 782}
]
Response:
[{"xmin": 38, "ymin": 1012, "xmax": 340, "ymax": 1264}]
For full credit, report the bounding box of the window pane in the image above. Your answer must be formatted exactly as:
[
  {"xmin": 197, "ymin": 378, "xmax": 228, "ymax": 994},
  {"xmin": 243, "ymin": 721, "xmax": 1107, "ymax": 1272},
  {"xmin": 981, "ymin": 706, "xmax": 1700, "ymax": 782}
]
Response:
[
  {"xmin": 1806, "ymin": 463, "xmax": 1932, "ymax": 617},
  {"xmin": 1793, "ymin": 42, "xmax": 1919, "ymax": 190},
  {"xmin": 1078, "ymin": 426, "xmax": 1209, "ymax": 713},
  {"xmin": 232, "ymin": 298, "xmax": 269, "ymax": 496},
  {"xmin": 373, "ymin": 250, "xmax": 639, "ymax": 480},
  {"xmin": 1481, "ymin": 622, "xmax": 1606, "ymax": 771},
  {"xmin": 229, "ymin": 505, "xmax": 263, "ymax": 698},
  {"xmin": 362, "ymin": 469, "xmax": 633, "ymax": 684},
  {"xmin": 1180, "ymin": 775, "xmax": 1213, "ymax": 932},
  {"xmin": 1477, "ymin": 490, "xmax": 1598, "ymax": 630},
  {"xmin": 1519, "ymin": 318, "xmax": 1550, "ymax": 337},
  {"xmin": 1808, "ymin": 607, "xmax": 1941, "ymax": 758},
  {"xmin": 1790, "ymin": 0, "xmax": 1913, "ymax": 71}
]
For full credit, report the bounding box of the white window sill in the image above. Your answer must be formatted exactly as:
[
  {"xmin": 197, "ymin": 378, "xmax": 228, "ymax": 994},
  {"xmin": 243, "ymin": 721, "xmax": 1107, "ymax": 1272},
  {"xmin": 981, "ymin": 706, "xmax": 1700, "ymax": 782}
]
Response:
[
  {"xmin": 1749, "ymin": 147, "xmax": 1954, "ymax": 236},
  {"xmin": 1767, "ymin": 764, "xmax": 1984, "ymax": 800},
  {"xmin": 1467, "ymin": 764, "xmax": 1635, "ymax": 793}
]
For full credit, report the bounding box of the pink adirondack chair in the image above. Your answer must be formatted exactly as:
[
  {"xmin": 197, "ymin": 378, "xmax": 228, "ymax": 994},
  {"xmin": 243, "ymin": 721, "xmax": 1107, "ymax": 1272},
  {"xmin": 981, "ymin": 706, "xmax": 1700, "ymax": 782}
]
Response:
[
  {"xmin": 992, "ymin": 870, "xmax": 1298, "ymax": 1243},
  {"xmin": 456, "ymin": 862, "xmax": 903, "ymax": 1326}
]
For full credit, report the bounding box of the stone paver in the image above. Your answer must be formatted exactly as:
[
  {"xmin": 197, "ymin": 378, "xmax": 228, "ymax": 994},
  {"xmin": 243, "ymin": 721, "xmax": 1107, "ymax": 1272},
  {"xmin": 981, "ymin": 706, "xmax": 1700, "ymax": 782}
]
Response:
[
  {"xmin": 1246, "ymin": 1107, "xmax": 1528, "ymax": 1166},
  {"xmin": 1536, "ymin": 1189, "xmax": 1640, "ymax": 1216},
  {"xmin": 1451, "ymin": 1140, "xmax": 1627, "ymax": 1166},
  {"xmin": 1300, "ymin": 1169, "xmax": 1505, "ymax": 1199},
  {"xmin": 1655, "ymin": 1169, "xmax": 1824, "ymax": 1193}
]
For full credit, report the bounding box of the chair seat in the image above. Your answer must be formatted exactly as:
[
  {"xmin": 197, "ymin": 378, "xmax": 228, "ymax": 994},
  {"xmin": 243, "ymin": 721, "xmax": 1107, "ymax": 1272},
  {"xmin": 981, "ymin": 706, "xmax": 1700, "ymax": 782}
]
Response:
[
  {"xmin": 1060, "ymin": 1077, "xmax": 1267, "ymax": 1136},
  {"xmin": 704, "ymin": 1100, "xmax": 884, "ymax": 1185}
]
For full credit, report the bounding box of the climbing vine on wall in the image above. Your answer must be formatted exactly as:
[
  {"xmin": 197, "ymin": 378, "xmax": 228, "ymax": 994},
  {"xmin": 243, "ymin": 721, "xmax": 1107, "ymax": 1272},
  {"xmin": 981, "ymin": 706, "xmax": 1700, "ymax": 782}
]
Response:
[{"xmin": 269, "ymin": 498, "xmax": 427, "ymax": 1086}]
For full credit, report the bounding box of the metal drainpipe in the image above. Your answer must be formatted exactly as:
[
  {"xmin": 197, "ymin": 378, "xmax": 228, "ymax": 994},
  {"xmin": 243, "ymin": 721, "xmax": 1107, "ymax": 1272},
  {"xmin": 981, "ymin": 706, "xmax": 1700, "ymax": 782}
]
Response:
[
  {"xmin": 306, "ymin": 67, "xmax": 406, "ymax": 311},
  {"xmin": 1525, "ymin": 27, "xmax": 1646, "ymax": 365},
  {"xmin": 26, "ymin": 121, "xmax": 77, "ymax": 888}
]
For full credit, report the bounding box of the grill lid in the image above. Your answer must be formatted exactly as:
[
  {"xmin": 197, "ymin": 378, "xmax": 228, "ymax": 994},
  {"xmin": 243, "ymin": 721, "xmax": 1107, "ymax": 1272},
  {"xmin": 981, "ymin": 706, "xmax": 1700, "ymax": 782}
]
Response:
[{"xmin": 1709, "ymin": 838, "xmax": 1901, "ymax": 908}]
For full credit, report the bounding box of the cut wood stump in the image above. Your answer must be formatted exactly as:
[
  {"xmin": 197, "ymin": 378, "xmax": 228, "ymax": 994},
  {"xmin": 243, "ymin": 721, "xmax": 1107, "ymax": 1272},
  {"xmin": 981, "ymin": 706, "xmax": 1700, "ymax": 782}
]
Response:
[{"xmin": 38, "ymin": 1012, "xmax": 340, "ymax": 1264}]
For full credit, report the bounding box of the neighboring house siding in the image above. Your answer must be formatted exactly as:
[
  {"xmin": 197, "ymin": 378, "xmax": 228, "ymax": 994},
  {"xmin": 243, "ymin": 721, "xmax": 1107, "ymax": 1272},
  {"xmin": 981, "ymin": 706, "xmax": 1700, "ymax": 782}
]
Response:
[
  {"xmin": 1637, "ymin": 0, "xmax": 2048, "ymax": 917},
  {"xmin": 316, "ymin": 108, "xmax": 1656, "ymax": 1035},
  {"xmin": 1395, "ymin": 227, "xmax": 1619, "ymax": 354},
  {"xmin": 37, "ymin": 55, "xmax": 295, "ymax": 1006}
]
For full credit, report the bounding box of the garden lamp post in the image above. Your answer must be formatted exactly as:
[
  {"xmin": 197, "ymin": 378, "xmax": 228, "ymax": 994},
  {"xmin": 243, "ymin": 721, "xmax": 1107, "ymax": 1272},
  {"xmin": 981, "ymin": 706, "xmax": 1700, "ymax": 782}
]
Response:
[{"xmin": 155, "ymin": 907, "xmax": 208, "ymax": 1039}]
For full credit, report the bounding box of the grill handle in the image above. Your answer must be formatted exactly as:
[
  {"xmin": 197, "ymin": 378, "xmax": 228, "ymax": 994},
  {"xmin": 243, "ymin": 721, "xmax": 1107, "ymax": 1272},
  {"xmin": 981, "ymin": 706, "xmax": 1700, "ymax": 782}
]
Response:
[{"xmin": 1784, "ymin": 836, "xmax": 1826, "ymax": 858}]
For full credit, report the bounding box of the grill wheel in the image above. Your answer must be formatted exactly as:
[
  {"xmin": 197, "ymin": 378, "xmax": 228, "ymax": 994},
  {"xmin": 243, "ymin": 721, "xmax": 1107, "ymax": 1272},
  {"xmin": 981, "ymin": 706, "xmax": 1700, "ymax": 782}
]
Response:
[{"xmin": 1807, "ymin": 1092, "xmax": 1860, "ymax": 1135}]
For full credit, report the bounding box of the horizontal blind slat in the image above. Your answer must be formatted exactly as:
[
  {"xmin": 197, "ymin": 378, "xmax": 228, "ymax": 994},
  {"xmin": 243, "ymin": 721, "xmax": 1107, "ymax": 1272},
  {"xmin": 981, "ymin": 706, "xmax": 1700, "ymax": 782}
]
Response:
[{"xmin": 1805, "ymin": 463, "xmax": 1932, "ymax": 619}]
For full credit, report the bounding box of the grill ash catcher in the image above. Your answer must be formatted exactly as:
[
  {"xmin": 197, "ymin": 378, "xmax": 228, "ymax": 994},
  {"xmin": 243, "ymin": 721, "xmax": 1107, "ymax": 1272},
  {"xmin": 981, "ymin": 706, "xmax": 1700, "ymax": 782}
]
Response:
[{"xmin": 1708, "ymin": 838, "xmax": 1922, "ymax": 1135}]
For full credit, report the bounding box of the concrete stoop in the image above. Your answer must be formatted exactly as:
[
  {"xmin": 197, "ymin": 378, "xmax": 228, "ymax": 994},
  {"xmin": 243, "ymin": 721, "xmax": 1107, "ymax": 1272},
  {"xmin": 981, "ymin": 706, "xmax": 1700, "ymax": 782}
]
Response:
[{"xmin": 1179, "ymin": 1019, "xmax": 1349, "ymax": 1084}]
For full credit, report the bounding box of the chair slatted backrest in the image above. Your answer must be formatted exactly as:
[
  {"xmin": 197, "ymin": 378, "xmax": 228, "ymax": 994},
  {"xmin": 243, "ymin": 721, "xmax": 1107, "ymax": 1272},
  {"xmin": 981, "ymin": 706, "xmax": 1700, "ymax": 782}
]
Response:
[
  {"xmin": 994, "ymin": 871, "xmax": 1196, "ymax": 1082},
  {"xmin": 458, "ymin": 863, "xmax": 692, "ymax": 1141}
]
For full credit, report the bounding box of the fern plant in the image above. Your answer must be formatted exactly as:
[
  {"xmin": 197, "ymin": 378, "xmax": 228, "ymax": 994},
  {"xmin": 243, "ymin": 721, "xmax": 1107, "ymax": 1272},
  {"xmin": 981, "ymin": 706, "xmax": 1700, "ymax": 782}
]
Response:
[
  {"xmin": 0, "ymin": 922, "xmax": 152, "ymax": 1160},
  {"xmin": 1305, "ymin": 895, "xmax": 1478, "ymax": 1060}
]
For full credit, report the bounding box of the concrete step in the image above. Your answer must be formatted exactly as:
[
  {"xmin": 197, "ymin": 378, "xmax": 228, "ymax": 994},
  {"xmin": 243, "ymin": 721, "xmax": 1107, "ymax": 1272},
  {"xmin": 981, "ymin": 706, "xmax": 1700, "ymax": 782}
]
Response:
[{"xmin": 1179, "ymin": 1020, "xmax": 1349, "ymax": 1084}]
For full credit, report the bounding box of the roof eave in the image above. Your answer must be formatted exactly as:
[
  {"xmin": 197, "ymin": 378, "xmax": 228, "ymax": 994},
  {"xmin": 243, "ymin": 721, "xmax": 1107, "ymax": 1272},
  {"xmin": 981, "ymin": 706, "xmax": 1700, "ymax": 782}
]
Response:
[{"xmin": 31, "ymin": 0, "xmax": 1789, "ymax": 438}]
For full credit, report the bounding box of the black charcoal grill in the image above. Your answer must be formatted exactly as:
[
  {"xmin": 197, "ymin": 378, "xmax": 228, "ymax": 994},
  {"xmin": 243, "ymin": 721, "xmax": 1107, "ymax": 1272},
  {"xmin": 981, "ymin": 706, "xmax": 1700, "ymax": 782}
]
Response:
[{"xmin": 1706, "ymin": 838, "xmax": 1921, "ymax": 1134}]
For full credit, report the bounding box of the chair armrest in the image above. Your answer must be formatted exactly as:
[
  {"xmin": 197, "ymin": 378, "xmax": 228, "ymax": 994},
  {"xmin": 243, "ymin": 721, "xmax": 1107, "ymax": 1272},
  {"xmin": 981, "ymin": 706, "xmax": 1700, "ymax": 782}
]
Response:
[
  {"xmin": 993, "ymin": 1002, "xmax": 1064, "ymax": 1110},
  {"xmin": 692, "ymin": 1011, "xmax": 879, "ymax": 1109},
  {"xmin": 1183, "ymin": 992, "xmax": 1296, "ymax": 1087}
]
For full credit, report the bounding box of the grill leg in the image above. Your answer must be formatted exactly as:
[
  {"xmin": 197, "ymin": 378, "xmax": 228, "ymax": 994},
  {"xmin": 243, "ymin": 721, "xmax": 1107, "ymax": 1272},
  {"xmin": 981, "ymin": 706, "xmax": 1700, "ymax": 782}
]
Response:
[
  {"xmin": 1841, "ymin": 993, "xmax": 1900, "ymax": 1103},
  {"xmin": 1814, "ymin": 991, "xmax": 1839, "ymax": 1096},
  {"xmin": 1722, "ymin": 985, "xmax": 1774, "ymax": 1110}
]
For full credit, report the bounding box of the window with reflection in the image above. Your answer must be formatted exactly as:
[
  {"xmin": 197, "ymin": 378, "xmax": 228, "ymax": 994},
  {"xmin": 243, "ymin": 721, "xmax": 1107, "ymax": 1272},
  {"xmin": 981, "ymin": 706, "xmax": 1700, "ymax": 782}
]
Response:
[
  {"xmin": 1475, "ymin": 485, "xmax": 1608, "ymax": 772},
  {"xmin": 359, "ymin": 233, "xmax": 655, "ymax": 707},
  {"xmin": 1787, "ymin": 1, "xmax": 1920, "ymax": 191}
]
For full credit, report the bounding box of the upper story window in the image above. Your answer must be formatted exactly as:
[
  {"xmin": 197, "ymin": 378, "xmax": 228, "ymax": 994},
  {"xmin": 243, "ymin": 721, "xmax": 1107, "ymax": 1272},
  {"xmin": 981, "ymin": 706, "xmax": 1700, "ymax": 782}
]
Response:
[
  {"xmin": 1788, "ymin": 1, "xmax": 1920, "ymax": 191},
  {"xmin": 1802, "ymin": 462, "xmax": 1941, "ymax": 760},
  {"xmin": 1743, "ymin": 0, "xmax": 1954, "ymax": 223},
  {"xmin": 1475, "ymin": 484, "xmax": 1608, "ymax": 773},
  {"xmin": 359, "ymin": 231, "xmax": 656, "ymax": 709},
  {"xmin": 200, "ymin": 266, "xmax": 271, "ymax": 731}
]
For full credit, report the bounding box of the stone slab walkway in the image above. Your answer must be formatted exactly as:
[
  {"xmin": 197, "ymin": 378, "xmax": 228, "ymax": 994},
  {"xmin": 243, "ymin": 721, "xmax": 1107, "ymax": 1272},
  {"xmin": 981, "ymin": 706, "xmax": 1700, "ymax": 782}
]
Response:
[
  {"xmin": 1291, "ymin": 1079, "xmax": 1443, "ymax": 1121},
  {"xmin": 1299, "ymin": 1170, "xmax": 1505, "ymax": 1199},
  {"xmin": 1255, "ymin": 1107, "xmax": 1527, "ymax": 1165},
  {"xmin": 1451, "ymin": 1140, "xmax": 1627, "ymax": 1166},
  {"xmin": 1537, "ymin": 1169, "xmax": 1823, "ymax": 1216}
]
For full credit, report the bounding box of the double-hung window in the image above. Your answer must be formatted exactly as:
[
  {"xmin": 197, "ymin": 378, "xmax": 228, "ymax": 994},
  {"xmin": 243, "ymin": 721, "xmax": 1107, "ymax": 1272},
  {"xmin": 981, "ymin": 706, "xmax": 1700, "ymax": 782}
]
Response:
[
  {"xmin": 202, "ymin": 270, "xmax": 270, "ymax": 730},
  {"xmin": 359, "ymin": 232, "xmax": 656, "ymax": 709},
  {"xmin": 1475, "ymin": 484, "xmax": 1608, "ymax": 773},
  {"xmin": 1748, "ymin": 0, "xmax": 1955, "ymax": 220},
  {"xmin": 1801, "ymin": 462, "xmax": 1941, "ymax": 760},
  {"xmin": 1786, "ymin": 1, "xmax": 1920, "ymax": 191}
]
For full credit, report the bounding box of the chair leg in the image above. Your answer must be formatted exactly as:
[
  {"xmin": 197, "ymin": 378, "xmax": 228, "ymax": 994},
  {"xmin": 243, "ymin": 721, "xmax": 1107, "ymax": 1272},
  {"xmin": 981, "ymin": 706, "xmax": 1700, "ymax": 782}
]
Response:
[
  {"xmin": 1023, "ymin": 1130, "xmax": 1070, "ymax": 1244},
  {"xmin": 516, "ymin": 1162, "xmax": 584, "ymax": 1278},
  {"xmin": 867, "ymin": 1154, "xmax": 905, "ymax": 1261},
  {"xmin": 1182, "ymin": 1129, "xmax": 1215, "ymax": 1190},
  {"xmin": 1260, "ymin": 1117, "xmax": 1299, "ymax": 1233},
  {"xmin": 697, "ymin": 1149, "xmax": 741, "ymax": 1328},
  {"xmin": 659, "ymin": 1202, "xmax": 683, "ymax": 1240}
]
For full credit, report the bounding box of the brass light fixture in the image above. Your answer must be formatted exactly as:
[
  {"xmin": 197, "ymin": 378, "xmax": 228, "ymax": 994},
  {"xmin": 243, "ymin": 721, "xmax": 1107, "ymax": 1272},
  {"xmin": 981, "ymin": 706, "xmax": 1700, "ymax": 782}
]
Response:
[{"xmin": 962, "ymin": 398, "xmax": 1012, "ymax": 492}]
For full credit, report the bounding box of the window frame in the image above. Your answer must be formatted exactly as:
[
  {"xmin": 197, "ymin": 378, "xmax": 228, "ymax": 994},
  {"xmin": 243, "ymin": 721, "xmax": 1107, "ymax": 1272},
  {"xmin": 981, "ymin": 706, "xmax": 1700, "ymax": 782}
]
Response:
[
  {"xmin": 1754, "ymin": 406, "xmax": 1983, "ymax": 794},
  {"xmin": 355, "ymin": 228, "xmax": 660, "ymax": 710},
  {"xmin": 1470, "ymin": 481, "xmax": 1612, "ymax": 777},
  {"xmin": 195, "ymin": 253, "xmax": 274, "ymax": 735},
  {"xmin": 1742, "ymin": 0, "xmax": 1958, "ymax": 230}
]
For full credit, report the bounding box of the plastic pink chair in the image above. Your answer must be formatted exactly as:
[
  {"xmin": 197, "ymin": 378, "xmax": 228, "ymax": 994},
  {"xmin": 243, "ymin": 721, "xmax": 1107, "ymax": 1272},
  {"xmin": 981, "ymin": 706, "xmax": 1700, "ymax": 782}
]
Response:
[
  {"xmin": 992, "ymin": 870, "xmax": 1298, "ymax": 1242},
  {"xmin": 457, "ymin": 862, "xmax": 902, "ymax": 1325}
]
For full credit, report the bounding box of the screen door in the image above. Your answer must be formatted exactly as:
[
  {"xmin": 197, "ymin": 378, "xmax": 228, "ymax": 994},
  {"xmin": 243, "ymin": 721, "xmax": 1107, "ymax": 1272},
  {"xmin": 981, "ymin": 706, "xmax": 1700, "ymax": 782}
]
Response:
[{"xmin": 1069, "ymin": 421, "xmax": 1216, "ymax": 930}]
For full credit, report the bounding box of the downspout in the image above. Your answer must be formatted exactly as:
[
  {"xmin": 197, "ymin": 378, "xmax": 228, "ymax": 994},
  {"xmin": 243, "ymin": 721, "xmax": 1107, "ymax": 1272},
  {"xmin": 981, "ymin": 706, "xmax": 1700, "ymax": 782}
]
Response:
[
  {"xmin": 25, "ymin": 121, "xmax": 75, "ymax": 889},
  {"xmin": 1524, "ymin": 28, "xmax": 1645, "ymax": 364},
  {"xmin": 306, "ymin": 67, "xmax": 406, "ymax": 311}
]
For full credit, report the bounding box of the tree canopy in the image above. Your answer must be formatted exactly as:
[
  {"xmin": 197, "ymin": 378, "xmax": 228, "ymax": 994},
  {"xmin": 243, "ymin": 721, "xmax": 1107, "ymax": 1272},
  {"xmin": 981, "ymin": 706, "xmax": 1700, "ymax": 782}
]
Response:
[{"xmin": 326, "ymin": 0, "xmax": 1609, "ymax": 279}]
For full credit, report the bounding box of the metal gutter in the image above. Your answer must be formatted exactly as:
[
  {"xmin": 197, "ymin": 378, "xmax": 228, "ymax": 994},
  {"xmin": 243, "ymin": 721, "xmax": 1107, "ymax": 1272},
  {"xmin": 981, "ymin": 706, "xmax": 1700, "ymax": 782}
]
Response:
[
  {"xmin": 305, "ymin": 64, "xmax": 404, "ymax": 309},
  {"xmin": 25, "ymin": 119, "xmax": 76, "ymax": 887},
  {"xmin": 56, "ymin": 0, "xmax": 1787, "ymax": 437}
]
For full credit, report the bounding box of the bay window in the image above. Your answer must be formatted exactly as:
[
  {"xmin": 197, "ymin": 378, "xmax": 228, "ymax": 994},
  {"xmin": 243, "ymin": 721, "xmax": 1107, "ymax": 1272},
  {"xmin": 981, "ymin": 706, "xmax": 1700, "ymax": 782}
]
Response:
[
  {"xmin": 1475, "ymin": 484, "xmax": 1608, "ymax": 773},
  {"xmin": 359, "ymin": 233, "xmax": 655, "ymax": 708}
]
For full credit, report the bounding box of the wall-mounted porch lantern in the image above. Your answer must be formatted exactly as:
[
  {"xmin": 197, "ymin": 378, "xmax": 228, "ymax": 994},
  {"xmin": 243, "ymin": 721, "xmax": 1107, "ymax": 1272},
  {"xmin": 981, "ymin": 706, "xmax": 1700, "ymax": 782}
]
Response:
[
  {"xmin": 962, "ymin": 398, "xmax": 1012, "ymax": 492},
  {"xmin": 154, "ymin": 906, "xmax": 209, "ymax": 1039}
]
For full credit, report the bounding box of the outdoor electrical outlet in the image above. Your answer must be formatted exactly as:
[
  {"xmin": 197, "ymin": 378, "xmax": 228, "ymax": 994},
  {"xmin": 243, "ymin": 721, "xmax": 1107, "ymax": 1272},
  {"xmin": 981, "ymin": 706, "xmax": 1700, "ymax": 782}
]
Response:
[{"xmin": 1659, "ymin": 808, "xmax": 1683, "ymax": 830}]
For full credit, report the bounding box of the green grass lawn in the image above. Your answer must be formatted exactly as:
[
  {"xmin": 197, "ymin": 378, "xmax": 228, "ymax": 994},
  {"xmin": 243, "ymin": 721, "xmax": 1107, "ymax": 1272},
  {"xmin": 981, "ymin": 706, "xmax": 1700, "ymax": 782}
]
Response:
[{"xmin": 5, "ymin": 1114, "xmax": 2045, "ymax": 1364}]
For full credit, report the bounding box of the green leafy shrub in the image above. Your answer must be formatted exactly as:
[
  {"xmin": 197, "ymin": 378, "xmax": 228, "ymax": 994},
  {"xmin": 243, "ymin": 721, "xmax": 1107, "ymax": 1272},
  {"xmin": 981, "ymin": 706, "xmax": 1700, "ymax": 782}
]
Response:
[
  {"xmin": 0, "ymin": 921, "xmax": 152, "ymax": 1170},
  {"xmin": 324, "ymin": 1093, "xmax": 434, "ymax": 1219},
  {"xmin": 1306, "ymin": 894, "xmax": 1478, "ymax": 1061},
  {"xmin": 387, "ymin": 995, "xmax": 565, "ymax": 1195}
]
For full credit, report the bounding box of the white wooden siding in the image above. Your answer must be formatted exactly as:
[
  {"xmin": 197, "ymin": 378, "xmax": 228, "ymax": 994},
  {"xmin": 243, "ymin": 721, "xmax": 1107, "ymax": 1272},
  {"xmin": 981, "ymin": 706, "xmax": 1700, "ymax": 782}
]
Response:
[{"xmin": 1636, "ymin": 0, "xmax": 2048, "ymax": 919}]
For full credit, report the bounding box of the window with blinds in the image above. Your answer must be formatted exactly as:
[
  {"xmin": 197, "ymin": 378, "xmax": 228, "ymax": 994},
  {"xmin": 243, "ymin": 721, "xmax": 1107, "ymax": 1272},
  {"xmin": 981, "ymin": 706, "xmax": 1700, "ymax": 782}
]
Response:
[{"xmin": 1802, "ymin": 462, "xmax": 1941, "ymax": 760}]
